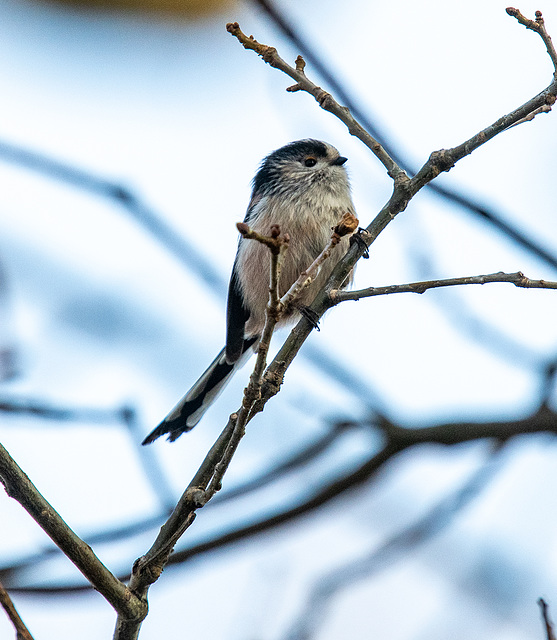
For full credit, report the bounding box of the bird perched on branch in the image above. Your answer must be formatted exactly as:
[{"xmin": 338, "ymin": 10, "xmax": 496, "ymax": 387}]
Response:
[{"xmin": 143, "ymin": 139, "xmax": 356, "ymax": 444}]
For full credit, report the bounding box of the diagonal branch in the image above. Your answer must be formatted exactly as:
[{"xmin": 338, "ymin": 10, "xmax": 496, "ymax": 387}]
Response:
[
  {"xmin": 203, "ymin": 224, "xmax": 290, "ymax": 498},
  {"xmin": 0, "ymin": 442, "xmax": 145, "ymax": 622},
  {"xmin": 226, "ymin": 22, "xmax": 407, "ymax": 182}
]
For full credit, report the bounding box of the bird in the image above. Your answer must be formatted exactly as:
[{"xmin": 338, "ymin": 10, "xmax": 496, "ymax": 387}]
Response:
[{"xmin": 142, "ymin": 139, "xmax": 356, "ymax": 444}]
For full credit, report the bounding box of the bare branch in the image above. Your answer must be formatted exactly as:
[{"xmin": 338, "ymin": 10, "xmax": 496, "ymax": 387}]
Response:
[
  {"xmin": 7, "ymin": 408, "xmax": 557, "ymax": 594},
  {"xmin": 225, "ymin": 22, "xmax": 407, "ymax": 182},
  {"xmin": 538, "ymin": 598, "xmax": 557, "ymax": 640},
  {"xmin": 0, "ymin": 443, "xmax": 145, "ymax": 622},
  {"xmin": 507, "ymin": 8, "xmax": 557, "ymax": 71},
  {"xmin": 378, "ymin": 406, "xmax": 557, "ymax": 445},
  {"xmin": 0, "ymin": 580, "xmax": 34, "ymax": 640},
  {"xmin": 114, "ymin": 226, "xmax": 290, "ymax": 639},
  {"xmin": 280, "ymin": 212, "xmax": 358, "ymax": 310},
  {"xmin": 330, "ymin": 271, "xmax": 557, "ymax": 304},
  {"xmin": 113, "ymin": 415, "xmax": 237, "ymax": 638},
  {"xmin": 204, "ymin": 225, "xmax": 290, "ymax": 498}
]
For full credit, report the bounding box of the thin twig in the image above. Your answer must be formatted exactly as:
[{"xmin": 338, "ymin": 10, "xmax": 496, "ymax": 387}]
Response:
[
  {"xmin": 225, "ymin": 22, "xmax": 407, "ymax": 183},
  {"xmin": 280, "ymin": 212, "xmax": 358, "ymax": 309},
  {"xmin": 236, "ymin": 222, "xmax": 288, "ymax": 388},
  {"xmin": 538, "ymin": 598, "xmax": 557, "ymax": 640},
  {"xmin": 507, "ymin": 8, "xmax": 557, "ymax": 71},
  {"xmin": 507, "ymin": 103, "xmax": 553, "ymax": 128},
  {"xmin": 330, "ymin": 271, "xmax": 557, "ymax": 304},
  {"xmin": 243, "ymin": 214, "xmax": 358, "ymax": 419},
  {"xmin": 0, "ymin": 580, "xmax": 34, "ymax": 640},
  {"xmin": 203, "ymin": 225, "xmax": 290, "ymax": 499},
  {"xmin": 114, "ymin": 225, "xmax": 290, "ymax": 640}
]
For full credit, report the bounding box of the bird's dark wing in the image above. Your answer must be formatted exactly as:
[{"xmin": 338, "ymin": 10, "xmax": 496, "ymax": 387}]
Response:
[
  {"xmin": 225, "ymin": 264, "xmax": 250, "ymax": 364},
  {"xmin": 225, "ymin": 194, "xmax": 262, "ymax": 364}
]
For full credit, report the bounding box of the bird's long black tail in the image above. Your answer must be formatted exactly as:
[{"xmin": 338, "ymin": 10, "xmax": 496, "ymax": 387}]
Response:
[{"xmin": 142, "ymin": 337, "xmax": 258, "ymax": 444}]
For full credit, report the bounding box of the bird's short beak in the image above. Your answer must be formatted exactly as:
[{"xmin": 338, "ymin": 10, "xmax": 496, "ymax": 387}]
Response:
[{"xmin": 331, "ymin": 155, "xmax": 348, "ymax": 166}]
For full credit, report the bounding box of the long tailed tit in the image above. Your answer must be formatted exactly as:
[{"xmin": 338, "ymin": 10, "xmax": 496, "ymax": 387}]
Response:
[{"xmin": 142, "ymin": 139, "xmax": 356, "ymax": 444}]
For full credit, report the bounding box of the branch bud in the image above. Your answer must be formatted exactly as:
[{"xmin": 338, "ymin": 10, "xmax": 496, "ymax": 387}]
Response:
[
  {"xmin": 333, "ymin": 212, "xmax": 359, "ymax": 237},
  {"xmin": 236, "ymin": 222, "xmax": 250, "ymax": 236}
]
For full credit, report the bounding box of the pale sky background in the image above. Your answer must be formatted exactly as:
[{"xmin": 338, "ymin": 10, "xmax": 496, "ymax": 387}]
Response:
[{"xmin": 0, "ymin": 0, "xmax": 556, "ymax": 639}]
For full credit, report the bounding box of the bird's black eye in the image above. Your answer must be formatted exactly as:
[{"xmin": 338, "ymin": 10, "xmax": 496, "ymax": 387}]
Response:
[{"xmin": 304, "ymin": 157, "xmax": 317, "ymax": 167}]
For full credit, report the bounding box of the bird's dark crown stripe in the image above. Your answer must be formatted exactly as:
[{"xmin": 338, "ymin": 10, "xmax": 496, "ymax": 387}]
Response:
[{"xmin": 251, "ymin": 139, "xmax": 329, "ymax": 195}]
